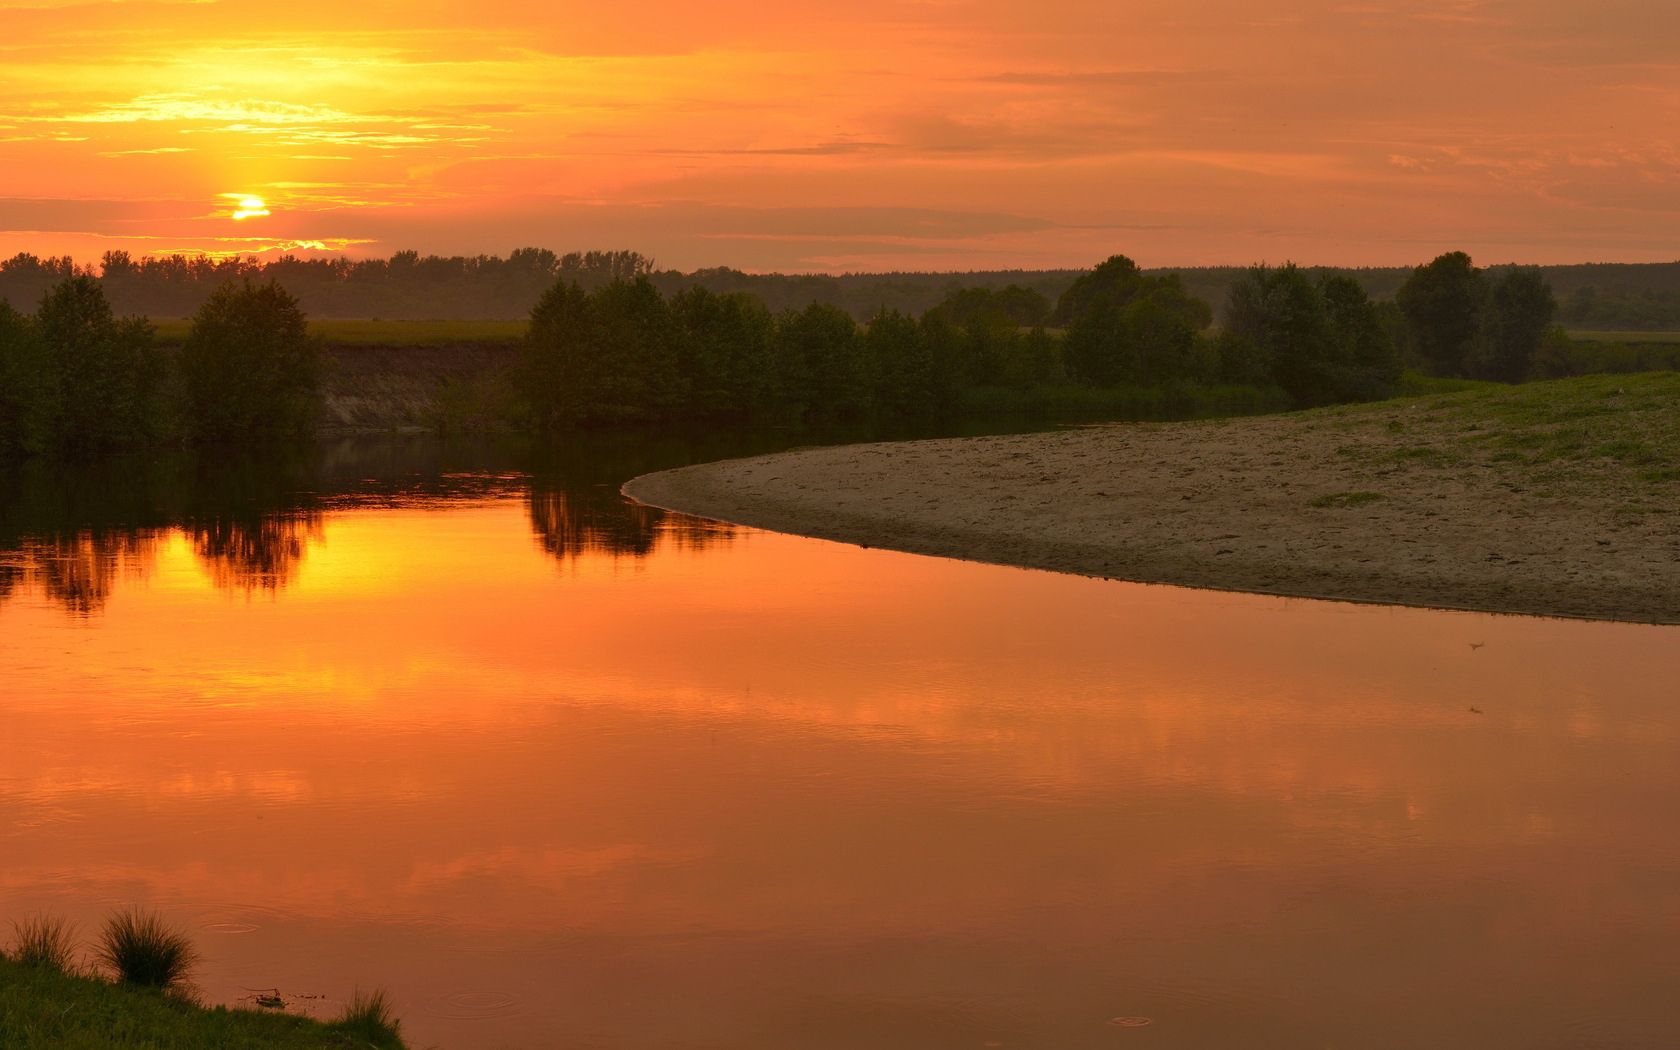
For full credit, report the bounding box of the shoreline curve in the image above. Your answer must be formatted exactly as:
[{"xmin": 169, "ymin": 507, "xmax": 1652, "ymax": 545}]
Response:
[{"xmin": 624, "ymin": 383, "xmax": 1680, "ymax": 626}]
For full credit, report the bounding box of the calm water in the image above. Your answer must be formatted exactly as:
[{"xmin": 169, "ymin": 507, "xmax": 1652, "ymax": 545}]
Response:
[{"xmin": 2, "ymin": 436, "xmax": 1678, "ymax": 1049}]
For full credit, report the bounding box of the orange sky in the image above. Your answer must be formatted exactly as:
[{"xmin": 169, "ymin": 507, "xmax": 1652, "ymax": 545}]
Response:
[{"xmin": 1, "ymin": 0, "xmax": 1676, "ymax": 271}]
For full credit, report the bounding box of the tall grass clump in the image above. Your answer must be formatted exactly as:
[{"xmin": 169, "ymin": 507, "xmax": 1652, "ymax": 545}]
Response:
[
  {"xmin": 10, "ymin": 916, "xmax": 75, "ymax": 972},
  {"xmin": 96, "ymin": 908, "xmax": 198, "ymax": 990},
  {"xmin": 327, "ymin": 987, "xmax": 405, "ymax": 1049}
]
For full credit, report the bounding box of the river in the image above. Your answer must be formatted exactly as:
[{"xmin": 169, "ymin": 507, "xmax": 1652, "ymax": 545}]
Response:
[{"xmin": 2, "ymin": 434, "xmax": 1677, "ymax": 1049}]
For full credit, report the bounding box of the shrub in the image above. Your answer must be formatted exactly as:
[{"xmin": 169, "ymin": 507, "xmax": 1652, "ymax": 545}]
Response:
[
  {"xmin": 327, "ymin": 987, "xmax": 405, "ymax": 1049},
  {"xmin": 97, "ymin": 909, "xmax": 198, "ymax": 990},
  {"xmin": 10, "ymin": 916, "xmax": 75, "ymax": 972}
]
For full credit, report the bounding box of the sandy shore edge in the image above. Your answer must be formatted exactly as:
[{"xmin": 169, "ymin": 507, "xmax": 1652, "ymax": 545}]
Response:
[{"xmin": 624, "ymin": 415, "xmax": 1680, "ymax": 625}]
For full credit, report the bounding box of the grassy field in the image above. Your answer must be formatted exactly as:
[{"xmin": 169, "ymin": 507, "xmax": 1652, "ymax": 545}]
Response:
[
  {"xmin": 1320, "ymin": 370, "xmax": 1680, "ymax": 483},
  {"xmin": 0, "ymin": 956, "xmax": 406, "ymax": 1049},
  {"xmin": 151, "ymin": 317, "xmax": 525, "ymax": 345}
]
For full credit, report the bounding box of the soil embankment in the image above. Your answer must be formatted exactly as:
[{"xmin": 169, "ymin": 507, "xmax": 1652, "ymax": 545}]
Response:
[
  {"xmin": 320, "ymin": 342, "xmax": 519, "ymax": 431},
  {"xmin": 626, "ymin": 374, "xmax": 1680, "ymax": 623}
]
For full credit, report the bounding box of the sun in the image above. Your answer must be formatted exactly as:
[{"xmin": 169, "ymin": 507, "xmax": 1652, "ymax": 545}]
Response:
[{"xmin": 227, "ymin": 194, "xmax": 271, "ymax": 221}]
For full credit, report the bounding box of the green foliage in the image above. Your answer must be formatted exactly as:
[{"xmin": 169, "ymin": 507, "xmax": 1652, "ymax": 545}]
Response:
[
  {"xmin": 97, "ymin": 910, "xmax": 198, "ymax": 991},
  {"xmin": 1321, "ymin": 274, "xmax": 1403, "ymax": 398},
  {"xmin": 10, "ymin": 917, "xmax": 75, "ymax": 973},
  {"xmin": 771, "ymin": 301, "xmax": 870, "ymax": 418},
  {"xmin": 0, "ymin": 301, "xmax": 46, "ymax": 455},
  {"xmin": 1397, "ymin": 254, "xmax": 1559, "ymax": 382},
  {"xmin": 1396, "ymin": 251, "xmax": 1485, "ymax": 377},
  {"xmin": 181, "ymin": 281, "xmax": 321, "ymax": 443},
  {"xmin": 325, "ymin": 989, "xmax": 404, "ymax": 1050},
  {"xmin": 1060, "ymin": 257, "xmax": 1212, "ymax": 387},
  {"xmin": 34, "ymin": 276, "xmax": 163, "ymax": 454},
  {"xmin": 672, "ymin": 287, "xmax": 774, "ymax": 418},
  {"xmin": 1222, "ymin": 265, "xmax": 1400, "ymax": 406},
  {"xmin": 1471, "ymin": 267, "xmax": 1557, "ymax": 382},
  {"xmin": 519, "ymin": 276, "xmax": 682, "ymax": 426}
]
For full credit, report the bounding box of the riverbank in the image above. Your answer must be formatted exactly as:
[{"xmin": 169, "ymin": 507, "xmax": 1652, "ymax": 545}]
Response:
[
  {"xmin": 625, "ymin": 372, "xmax": 1680, "ymax": 624},
  {"xmin": 0, "ymin": 956, "xmax": 405, "ymax": 1049}
]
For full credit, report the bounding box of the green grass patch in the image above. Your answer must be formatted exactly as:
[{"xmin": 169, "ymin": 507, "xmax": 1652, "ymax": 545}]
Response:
[
  {"xmin": 0, "ymin": 955, "xmax": 408, "ymax": 1049},
  {"xmin": 957, "ymin": 382, "xmax": 1289, "ymax": 420},
  {"xmin": 1309, "ymin": 490, "xmax": 1385, "ymax": 508}
]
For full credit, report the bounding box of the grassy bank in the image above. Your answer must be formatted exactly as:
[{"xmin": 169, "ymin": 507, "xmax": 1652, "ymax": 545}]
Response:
[{"xmin": 0, "ymin": 956, "xmax": 405, "ymax": 1049}]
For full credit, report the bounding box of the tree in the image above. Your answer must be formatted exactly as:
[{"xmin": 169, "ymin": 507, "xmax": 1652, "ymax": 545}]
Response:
[
  {"xmin": 1472, "ymin": 267, "xmax": 1555, "ymax": 382},
  {"xmin": 1224, "ymin": 264, "xmax": 1338, "ymax": 406},
  {"xmin": 866, "ymin": 308, "xmax": 950, "ymax": 416},
  {"xmin": 772, "ymin": 302, "xmax": 867, "ymax": 418},
  {"xmin": 1061, "ymin": 263, "xmax": 1212, "ymax": 387},
  {"xmin": 34, "ymin": 276, "xmax": 160, "ymax": 453},
  {"xmin": 1396, "ymin": 251, "xmax": 1484, "ymax": 376},
  {"xmin": 520, "ymin": 277, "xmax": 682, "ymax": 426},
  {"xmin": 1320, "ymin": 274, "xmax": 1401, "ymax": 399},
  {"xmin": 180, "ymin": 281, "xmax": 321, "ymax": 443},
  {"xmin": 0, "ymin": 301, "xmax": 44, "ymax": 455},
  {"xmin": 671, "ymin": 287, "xmax": 774, "ymax": 418}
]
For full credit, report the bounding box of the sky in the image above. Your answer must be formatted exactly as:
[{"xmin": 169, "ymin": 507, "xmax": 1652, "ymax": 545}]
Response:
[{"xmin": 0, "ymin": 0, "xmax": 1676, "ymax": 272}]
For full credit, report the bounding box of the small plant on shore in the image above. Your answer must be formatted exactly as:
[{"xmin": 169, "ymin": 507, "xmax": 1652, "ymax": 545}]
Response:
[
  {"xmin": 10, "ymin": 916, "xmax": 75, "ymax": 972},
  {"xmin": 327, "ymin": 987, "xmax": 405, "ymax": 1049},
  {"xmin": 97, "ymin": 908, "xmax": 198, "ymax": 990}
]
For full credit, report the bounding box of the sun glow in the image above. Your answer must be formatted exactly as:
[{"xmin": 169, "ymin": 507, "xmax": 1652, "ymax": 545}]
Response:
[{"xmin": 229, "ymin": 194, "xmax": 270, "ymax": 220}]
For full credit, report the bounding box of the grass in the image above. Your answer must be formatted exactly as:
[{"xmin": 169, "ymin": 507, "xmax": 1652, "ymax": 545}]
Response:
[
  {"xmin": 1567, "ymin": 330, "xmax": 1680, "ymax": 344},
  {"xmin": 0, "ymin": 955, "xmax": 409, "ymax": 1049},
  {"xmin": 9, "ymin": 917, "xmax": 75, "ymax": 972},
  {"xmin": 151, "ymin": 317, "xmax": 525, "ymax": 346},
  {"xmin": 97, "ymin": 910, "xmax": 199, "ymax": 991},
  {"xmin": 1315, "ymin": 371, "xmax": 1680, "ymax": 480},
  {"xmin": 325, "ymin": 989, "xmax": 404, "ymax": 1050},
  {"xmin": 2, "ymin": 911, "xmax": 410, "ymax": 1049},
  {"xmin": 957, "ymin": 381, "xmax": 1290, "ymax": 420}
]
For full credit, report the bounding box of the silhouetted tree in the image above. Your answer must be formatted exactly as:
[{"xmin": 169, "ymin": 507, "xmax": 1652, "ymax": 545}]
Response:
[
  {"xmin": 1397, "ymin": 252, "xmax": 1485, "ymax": 377},
  {"xmin": 0, "ymin": 301, "xmax": 44, "ymax": 454},
  {"xmin": 1062, "ymin": 263, "xmax": 1212, "ymax": 387},
  {"xmin": 671, "ymin": 287, "xmax": 774, "ymax": 418},
  {"xmin": 772, "ymin": 302, "xmax": 868, "ymax": 418},
  {"xmin": 1320, "ymin": 274, "xmax": 1402, "ymax": 398},
  {"xmin": 180, "ymin": 281, "xmax": 321, "ymax": 443},
  {"xmin": 1472, "ymin": 267, "xmax": 1556, "ymax": 382},
  {"xmin": 35, "ymin": 276, "xmax": 161, "ymax": 454}
]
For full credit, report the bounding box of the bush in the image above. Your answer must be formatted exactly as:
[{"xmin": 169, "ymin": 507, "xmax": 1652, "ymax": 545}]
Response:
[
  {"xmin": 327, "ymin": 987, "xmax": 405, "ymax": 1049},
  {"xmin": 97, "ymin": 909, "xmax": 198, "ymax": 990},
  {"xmin": 10, "ymin": 917, "xmax": 75, "ymax": 973}
]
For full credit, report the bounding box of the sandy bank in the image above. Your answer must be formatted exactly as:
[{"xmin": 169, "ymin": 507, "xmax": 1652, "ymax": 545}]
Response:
[{"xmin": 625, "ymin": 376, "xmax": 1680, "ymax": 624}]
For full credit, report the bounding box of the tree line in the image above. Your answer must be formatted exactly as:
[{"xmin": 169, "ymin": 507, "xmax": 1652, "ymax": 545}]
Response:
[
  {"xmin": 10, "ymin": 247, "xmax": 1673, "ymax": 329},
  {"xmin": 0, "ymin": 248, "xmax": 1584, "ymax": 459},
  {"xmin": 0, "ymin": 278, "xmax": 319, "ymax": 457}
]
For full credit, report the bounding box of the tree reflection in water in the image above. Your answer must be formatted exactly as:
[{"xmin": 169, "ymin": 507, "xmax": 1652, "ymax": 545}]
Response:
[{"xmin": 0, "ymin": 449, "xmax": 325, "ymax": 614}]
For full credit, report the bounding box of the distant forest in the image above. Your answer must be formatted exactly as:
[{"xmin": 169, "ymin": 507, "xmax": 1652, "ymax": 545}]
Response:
[{"xmin": 3, "ymin": 249, "xmax": 1679, "ymax": 330}]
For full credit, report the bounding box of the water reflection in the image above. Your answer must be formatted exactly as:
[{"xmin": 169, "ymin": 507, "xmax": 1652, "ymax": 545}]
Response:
[
  {"xmin": 0, "ymin": 452, "xmax": 325, "ymax": 614},
  {"xmin": 3, "ymin": 436, "xmax": 1680, "ymax": 1050},
  {"xmin": 0, "ymin": 431, "xmax": 820, "ymax": 613}
]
